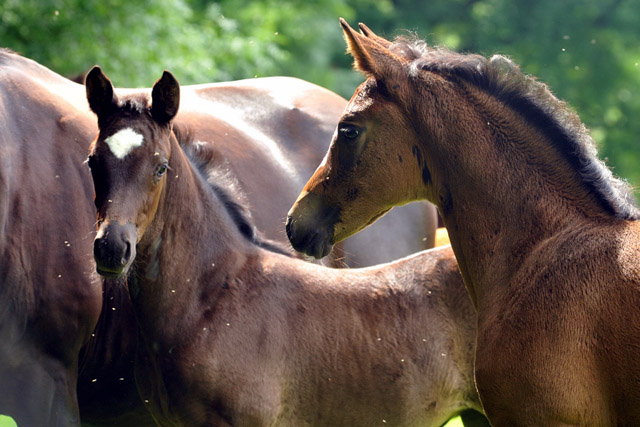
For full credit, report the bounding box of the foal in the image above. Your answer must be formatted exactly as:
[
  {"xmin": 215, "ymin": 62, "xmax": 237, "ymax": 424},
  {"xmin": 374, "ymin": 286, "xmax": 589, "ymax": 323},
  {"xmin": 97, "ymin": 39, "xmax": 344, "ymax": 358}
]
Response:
[
  {"xmin": 287, "ymin": 20, "xmax": 640, "ymax": 426},
  {"xmin": 85, "ymin": 67, "xmax": 487, "ymax": 426}
]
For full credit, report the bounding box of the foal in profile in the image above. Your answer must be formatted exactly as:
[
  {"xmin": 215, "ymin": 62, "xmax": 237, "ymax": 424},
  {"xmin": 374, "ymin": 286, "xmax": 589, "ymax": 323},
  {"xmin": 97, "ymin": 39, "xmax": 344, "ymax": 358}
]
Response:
[
  {"xmin": 287, "ymin": 19, "xmax": 640, "ymax": 426},
  {"xmin": 84, "ymin": 67, "xmax": 488, "ymax": 426}
]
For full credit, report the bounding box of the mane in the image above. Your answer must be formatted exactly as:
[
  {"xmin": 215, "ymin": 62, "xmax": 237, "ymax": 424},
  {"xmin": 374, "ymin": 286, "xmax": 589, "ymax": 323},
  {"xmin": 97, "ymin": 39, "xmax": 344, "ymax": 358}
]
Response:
[
  {"xmin": 175, "ymin": 125, "xmax": 293, "ymax": 256},
  {"xmin": 117, "ymin": 94, "xmax": 150, "ymax": 116},
  {"xmin": 389, "ymin": 37, "xmax": 639, "ymax": 220}
]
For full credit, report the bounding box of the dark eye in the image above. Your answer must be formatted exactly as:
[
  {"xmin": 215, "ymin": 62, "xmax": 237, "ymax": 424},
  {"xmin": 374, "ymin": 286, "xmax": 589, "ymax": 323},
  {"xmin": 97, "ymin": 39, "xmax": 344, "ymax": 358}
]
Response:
[
  {"xmin": 154, "ymin": 163, "xmax": 168, "ymax": 178},
  {"xmin": 339, "ymin": 125, "xmax": 360, "ymax": 140}
]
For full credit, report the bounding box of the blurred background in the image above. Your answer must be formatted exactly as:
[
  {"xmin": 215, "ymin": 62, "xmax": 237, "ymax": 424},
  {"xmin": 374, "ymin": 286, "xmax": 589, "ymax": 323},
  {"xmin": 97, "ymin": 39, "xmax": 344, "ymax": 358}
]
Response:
[{"xmin": 2, "ymin": 0, "xmax": 639, "ymax": 193}]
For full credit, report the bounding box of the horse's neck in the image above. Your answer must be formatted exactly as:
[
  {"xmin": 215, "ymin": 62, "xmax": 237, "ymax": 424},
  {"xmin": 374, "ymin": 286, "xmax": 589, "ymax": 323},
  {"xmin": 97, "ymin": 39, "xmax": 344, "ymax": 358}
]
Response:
[
  {"xmin": 441, "ymin": 180, "xmax": 569, "ymax": 307},
  {"xmin": 431, "ymin": 86, "xmax": 613, "ymax": 307},
  {"xmin": 132, "ymin": 146, "xmax": 252, "ymax": 344}
]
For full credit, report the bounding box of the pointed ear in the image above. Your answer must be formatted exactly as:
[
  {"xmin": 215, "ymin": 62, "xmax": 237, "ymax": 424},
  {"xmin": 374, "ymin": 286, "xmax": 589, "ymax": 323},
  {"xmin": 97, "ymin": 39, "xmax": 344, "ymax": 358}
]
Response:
[
  {"xmin": 151, "ymin": 71, "xmax": 180, "ymax": 124},
  {"xmin": 85, "ymin": 66, "xmax": 116, "ymax": 121},
  {"xmin": 340, "ymin": 18, "xmax": 375, "ymax": 74},
  {"xmin": 358, "ymin": 22, "xmax": 392, "ymax": 49},
  {"xmin": 340, "ymin": 18, "xmax": 405, "ymax": 79}
]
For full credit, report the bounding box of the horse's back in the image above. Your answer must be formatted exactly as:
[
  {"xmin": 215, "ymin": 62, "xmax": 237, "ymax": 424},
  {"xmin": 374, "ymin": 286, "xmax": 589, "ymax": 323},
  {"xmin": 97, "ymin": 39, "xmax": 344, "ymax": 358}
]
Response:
[
  {"xmin": 288, "ymin": 246, "xmax": 480, "ymax": 425},
  {"xmin": 182, "ymin": 246, "xmax": 481, "ymax": 426},
  {"xmin": 180, "ymin": 78, "xmax": 438, "ymax": 266}
]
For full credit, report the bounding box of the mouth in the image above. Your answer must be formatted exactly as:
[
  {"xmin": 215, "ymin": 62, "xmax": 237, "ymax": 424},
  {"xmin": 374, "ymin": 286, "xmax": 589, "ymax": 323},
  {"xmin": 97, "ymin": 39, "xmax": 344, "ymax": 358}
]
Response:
[
  {"xmin": 304, "ymin": 231, "xmax": 335, "ymax": 259},
  {"xmin": 93, "ymin": 221, "xmax": 137, "ymax": 279},
  {"xmin": 96, "ymin": 264, "xmax": 128, "ymax": 278},
  {"xmin": 286, "ymin": 215, "xmax": 334, "ymax": 259}
]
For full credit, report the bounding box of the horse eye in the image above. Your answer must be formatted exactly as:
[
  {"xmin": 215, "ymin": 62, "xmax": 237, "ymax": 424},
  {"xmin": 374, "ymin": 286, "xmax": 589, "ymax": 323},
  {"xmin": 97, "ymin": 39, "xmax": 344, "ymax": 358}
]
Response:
[
  {"xmin": 339, "ymin": 125, "xmax": 360, "ymax": 140},
  {"xmin": 154, "ymin": 163, "xmax": 168, "ymax": 178}
]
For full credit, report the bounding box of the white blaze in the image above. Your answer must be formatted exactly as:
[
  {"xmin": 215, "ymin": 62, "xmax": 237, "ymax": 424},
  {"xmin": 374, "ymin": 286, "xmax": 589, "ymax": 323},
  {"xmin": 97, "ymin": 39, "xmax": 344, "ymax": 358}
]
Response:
[{"xmin": 105, "ymin": 128, "xmax": 144, "ymax": 159}]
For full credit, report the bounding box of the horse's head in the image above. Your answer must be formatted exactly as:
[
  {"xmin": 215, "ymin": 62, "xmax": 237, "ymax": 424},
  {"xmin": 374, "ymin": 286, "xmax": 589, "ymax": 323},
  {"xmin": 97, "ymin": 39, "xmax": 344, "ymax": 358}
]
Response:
[
  {"xmin": 287, "ymin": 19, "xmax": 435, "ymax": 259},
  {"xmin": 85, "ymin": 67, "xmax": 180, "ymax": 277}
]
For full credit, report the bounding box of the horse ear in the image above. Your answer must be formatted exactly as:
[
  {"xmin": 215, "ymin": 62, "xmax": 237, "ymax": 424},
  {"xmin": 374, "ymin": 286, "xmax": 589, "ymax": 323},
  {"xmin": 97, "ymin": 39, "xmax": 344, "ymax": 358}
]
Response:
[
  {"xmin": 358, "ymin": 22, "xmax": 392, "ymax": 49},
  {"xmin": 151, "ymin": 71, "xmax": 180, "ymax": 124},
  {"xmin": 85, "ymin": 66, "xmax": 116, "ymax": 121},
  {"xmin": 340, "ymin": 18, "xmax": 403, "ymax": 80},
  {"xmin": 340, "ymin": 18, "xmax": 375, "ymax": 75}
]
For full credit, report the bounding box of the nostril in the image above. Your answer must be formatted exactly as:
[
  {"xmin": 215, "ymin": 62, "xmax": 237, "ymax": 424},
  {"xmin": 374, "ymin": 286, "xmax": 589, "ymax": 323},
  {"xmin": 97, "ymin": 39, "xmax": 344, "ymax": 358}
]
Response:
[
  {"xmin": 122, "ymin": 240, "xmax": 132, "ymax": 266},
  {"xmin": 94, "ymin": 235, "xmax": 107, "ymax": 257},
  {"xmin": 285, "ymin": 216, "xmax": 294, "ymax": 239}
]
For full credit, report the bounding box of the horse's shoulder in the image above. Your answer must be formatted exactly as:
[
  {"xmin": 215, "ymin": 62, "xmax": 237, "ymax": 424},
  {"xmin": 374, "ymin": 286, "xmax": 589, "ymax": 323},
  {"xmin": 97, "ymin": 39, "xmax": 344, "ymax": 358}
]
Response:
[
  {"xmin": 606, "ymin": 220, "xmax": 640, "ymax": 279},
  {"xmin": 621, "ymin": 217, "xmax": 640, "ymax": 238},
  {"xmin": 533, "ymin": 220, "xmax": 640, "ymax": 291}
]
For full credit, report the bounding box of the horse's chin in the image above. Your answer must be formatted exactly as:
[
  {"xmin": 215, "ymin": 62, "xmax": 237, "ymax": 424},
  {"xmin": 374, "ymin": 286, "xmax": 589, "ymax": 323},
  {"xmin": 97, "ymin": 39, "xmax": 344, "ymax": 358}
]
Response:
[
  {"xmin": 286, "ymin": 214, "xmax": 335, "ymax": 259},
  {"xmin": 310, "ymin": 240, "xmax": 334, "ymax": 260},
  {"xmin": 96, "ymin": 264, "xmax": 130, "ymax": 279},
  {"xmin": 298, "ymin": 230, "xmax": 334, "ymax": 259}
]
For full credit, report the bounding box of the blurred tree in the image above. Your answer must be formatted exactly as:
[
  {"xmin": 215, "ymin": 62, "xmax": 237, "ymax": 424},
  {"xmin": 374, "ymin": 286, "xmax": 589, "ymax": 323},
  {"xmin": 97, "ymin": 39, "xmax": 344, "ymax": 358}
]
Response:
[
  {"xmin": 346, "ymin": 0, "xmax": 640, "ymax": 192},
  {"xmin": 0, "ymin": 0, "xmax": 638, "ymax": 190},
  {"xmin": 3, "ymin": 0, "xmax": 207, "ymax": 84}
]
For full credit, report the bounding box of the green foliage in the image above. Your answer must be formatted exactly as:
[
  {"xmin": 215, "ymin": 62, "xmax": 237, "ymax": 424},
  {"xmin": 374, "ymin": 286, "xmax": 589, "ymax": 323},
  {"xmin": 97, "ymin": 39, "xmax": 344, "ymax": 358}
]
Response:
[
  {"xmin": 0, "ymin": 415, "xmax": 17, "ymax": 427},
  {"xmin": 1, "ymin": 0, "xmax": 638, "ymax": 191}
]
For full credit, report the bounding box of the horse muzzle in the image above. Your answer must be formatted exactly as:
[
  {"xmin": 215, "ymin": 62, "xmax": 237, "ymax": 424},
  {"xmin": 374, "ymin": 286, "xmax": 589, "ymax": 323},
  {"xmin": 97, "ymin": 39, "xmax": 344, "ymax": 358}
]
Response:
[
  {"xmin": 286, "ymin": 192, "xmax": 339, "ymax": 259},
  {"xmin": 93, "ymin": 222, "xmax": 137, "ymax": 278}
]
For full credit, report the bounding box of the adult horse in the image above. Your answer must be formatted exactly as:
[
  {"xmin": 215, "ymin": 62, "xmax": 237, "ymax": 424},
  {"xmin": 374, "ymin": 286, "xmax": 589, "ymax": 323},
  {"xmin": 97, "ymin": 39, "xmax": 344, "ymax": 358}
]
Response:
[
  {"xmin": 0, "ymin": 48, "xmax": 103, "ymax": 426},
  {"xmin": 0, "ymin": 48, "xmax": 438, "ymax": 425},
  {"xmin": 287, "ymin": 20, "xmax": 640, "ymax": 425},
  {"xmin": 84, "ymin": 67, "xmax": 488, "ymax": 426}
]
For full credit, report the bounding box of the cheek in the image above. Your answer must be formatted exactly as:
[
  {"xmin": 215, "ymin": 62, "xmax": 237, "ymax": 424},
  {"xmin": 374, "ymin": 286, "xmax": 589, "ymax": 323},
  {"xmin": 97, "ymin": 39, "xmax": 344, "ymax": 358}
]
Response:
[
  {"xmin": 357, "ymin": 148, "xmax": 416, "ymax": 205},
  {"xmin": 135, "ymin": 181, "xmax": 164, "ymax": 237},
  {"xmin": 332, "ymin": 193, "xmax": 391, "ymax": 241}
]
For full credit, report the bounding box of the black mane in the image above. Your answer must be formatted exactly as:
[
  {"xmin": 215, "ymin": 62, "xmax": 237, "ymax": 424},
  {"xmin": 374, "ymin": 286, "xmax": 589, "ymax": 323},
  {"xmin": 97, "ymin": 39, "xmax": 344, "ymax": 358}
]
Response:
[
  {"xmin": 390, "ymin": 37, "xmax": 639, "ymax": 220},
  {"xmin": 175, "ymin": 126, "xmax": 293, "ymax": 256}
]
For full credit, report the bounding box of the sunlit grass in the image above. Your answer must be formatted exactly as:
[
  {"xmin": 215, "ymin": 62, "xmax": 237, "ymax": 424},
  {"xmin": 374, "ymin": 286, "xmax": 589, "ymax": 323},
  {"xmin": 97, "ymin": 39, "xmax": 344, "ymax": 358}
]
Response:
[
  {"xmin": 0, "ymin": 415, "xmax": 17, "ymax": 427},
  {"xmin": 443, "ymin": 417, "xmax": 464, "ymax": 427},
  {"xmin": 443, "ymin": 415, "xmax": 464, "ymax": 427}
]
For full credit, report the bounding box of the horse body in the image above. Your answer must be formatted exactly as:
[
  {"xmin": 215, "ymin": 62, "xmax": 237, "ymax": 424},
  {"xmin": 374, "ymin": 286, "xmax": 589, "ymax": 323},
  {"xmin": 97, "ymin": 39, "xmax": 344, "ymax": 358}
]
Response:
[
  {"xmin": 133, "ymin": 245, "xmax": 479, "ymax": 427},
  {"xmin": 85, "ymin": 68, "xmax": 487, "ymax": 426},
  {"xmin": 0, "ymin": 49, "xmax": 101, "ymax": 426},
  {"xmin": 286, "ymin": 20, "xmax": 640, "ymax": 425},
  {"xmin": 0, "ymin": 48, "xmax": 438, "ymax": 425}
]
